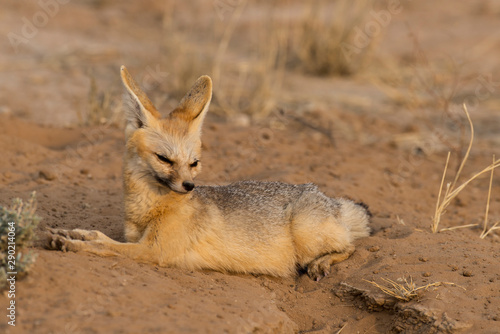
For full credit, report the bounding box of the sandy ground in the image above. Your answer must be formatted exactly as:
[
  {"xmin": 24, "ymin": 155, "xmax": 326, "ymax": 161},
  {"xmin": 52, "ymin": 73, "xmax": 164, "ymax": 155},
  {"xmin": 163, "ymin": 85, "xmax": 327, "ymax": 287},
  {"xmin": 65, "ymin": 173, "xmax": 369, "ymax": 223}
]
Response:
[{"xmin": 1, "ymin": 1, "xmax": 500, "ymax": 333}]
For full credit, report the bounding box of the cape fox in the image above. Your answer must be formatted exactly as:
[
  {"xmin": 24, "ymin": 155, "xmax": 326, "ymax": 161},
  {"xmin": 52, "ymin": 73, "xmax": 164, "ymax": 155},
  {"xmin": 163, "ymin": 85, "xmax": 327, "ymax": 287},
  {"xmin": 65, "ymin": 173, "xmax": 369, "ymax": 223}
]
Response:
[{"xmin": 47, "ymin": 66, "xmax": 371, "ymax": 280}]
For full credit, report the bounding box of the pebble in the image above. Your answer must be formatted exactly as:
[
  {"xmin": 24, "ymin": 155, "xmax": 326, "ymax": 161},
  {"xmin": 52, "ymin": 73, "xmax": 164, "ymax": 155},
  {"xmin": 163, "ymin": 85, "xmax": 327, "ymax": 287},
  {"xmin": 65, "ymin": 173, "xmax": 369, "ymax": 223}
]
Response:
[
  {"xmin": 463, "ymin": 270, "xmax": 474, "ymax": 277},
  {"xmin": 39, "ymin": 169, "xmax": 56, "ymax": 181}
]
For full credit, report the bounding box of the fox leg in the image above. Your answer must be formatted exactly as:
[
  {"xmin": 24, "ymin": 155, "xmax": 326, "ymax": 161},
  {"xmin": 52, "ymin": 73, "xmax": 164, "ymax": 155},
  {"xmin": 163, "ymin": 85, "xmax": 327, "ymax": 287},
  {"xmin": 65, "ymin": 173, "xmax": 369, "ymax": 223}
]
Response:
[
  {"xmin": 306, "ymin": 245, "xmax": 355, "ymax": 281},
  {"xmin": 46, "ymin": 228, "xmax": 157, "ymax": 264}
]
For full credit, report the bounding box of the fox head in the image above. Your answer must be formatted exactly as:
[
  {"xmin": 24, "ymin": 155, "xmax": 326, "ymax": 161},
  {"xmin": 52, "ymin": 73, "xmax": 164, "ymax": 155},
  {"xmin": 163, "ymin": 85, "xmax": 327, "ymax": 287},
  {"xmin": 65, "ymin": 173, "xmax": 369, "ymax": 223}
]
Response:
[{"xmin": 120, "ymin": 66, "xmax": 212, "ymax": 194}]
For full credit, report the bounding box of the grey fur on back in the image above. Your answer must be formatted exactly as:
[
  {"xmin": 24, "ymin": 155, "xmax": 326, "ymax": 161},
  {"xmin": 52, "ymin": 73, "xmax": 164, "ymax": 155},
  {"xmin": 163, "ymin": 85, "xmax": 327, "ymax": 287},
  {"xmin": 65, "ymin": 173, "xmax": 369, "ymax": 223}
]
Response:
[{"xmin": 194, "ymin": 181, "xmax": 369, "ymax": 239}]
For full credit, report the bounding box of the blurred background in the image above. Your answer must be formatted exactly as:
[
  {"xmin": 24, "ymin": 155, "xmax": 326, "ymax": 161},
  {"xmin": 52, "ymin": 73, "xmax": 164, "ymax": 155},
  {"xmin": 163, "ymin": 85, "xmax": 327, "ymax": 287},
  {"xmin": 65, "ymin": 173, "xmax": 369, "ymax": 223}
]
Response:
[
  {"xmin": 1, "ymin": 0, "xmax": 499, "ymax": 135},
  {"xmin": 2, "ymin": 2, "xmax": 500, "ymax": 333}
]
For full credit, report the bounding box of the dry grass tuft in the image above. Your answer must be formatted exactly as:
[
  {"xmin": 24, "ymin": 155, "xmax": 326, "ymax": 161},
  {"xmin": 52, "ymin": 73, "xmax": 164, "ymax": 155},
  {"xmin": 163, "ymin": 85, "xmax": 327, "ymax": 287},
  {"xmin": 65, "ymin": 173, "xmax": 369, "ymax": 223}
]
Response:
[
  {"xmin": 364, "ymin": 277, "xmax": 463, "ymax": 302},
  {"xmin": 432, "ymin": 104, "xmax": 500, "ymax": 233},
  {"xmin": 289, "ymin": 0, "xmax": 375, "ymax": 76}
]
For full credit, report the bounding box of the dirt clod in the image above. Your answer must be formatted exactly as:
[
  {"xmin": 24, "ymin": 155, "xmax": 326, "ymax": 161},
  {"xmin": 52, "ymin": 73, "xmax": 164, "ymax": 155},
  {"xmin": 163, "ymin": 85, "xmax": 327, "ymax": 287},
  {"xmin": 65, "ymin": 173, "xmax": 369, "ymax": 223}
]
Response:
[
  {"xmin": 39, "ymin": 169, "xmax": 57, "ymax": 181},
  {"xmin": 463, "ymin": 270, "xmax": 474, "ymax": 277}
]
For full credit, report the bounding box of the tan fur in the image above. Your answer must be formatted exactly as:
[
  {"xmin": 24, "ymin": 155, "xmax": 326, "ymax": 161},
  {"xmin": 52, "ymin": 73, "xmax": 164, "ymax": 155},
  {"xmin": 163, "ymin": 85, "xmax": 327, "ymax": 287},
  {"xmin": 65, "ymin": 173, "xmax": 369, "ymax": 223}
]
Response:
[{"xmin": 46, "ymin": 66, "xmax": 371, "ymax": 280}]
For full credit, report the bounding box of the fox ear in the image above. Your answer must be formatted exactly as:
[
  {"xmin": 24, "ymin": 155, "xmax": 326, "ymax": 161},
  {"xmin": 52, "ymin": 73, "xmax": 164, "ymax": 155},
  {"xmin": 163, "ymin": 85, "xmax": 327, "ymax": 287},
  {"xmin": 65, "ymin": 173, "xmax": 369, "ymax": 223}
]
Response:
[
  {"xmin": 170, "ymin": 75, "xmax": 212, "ymax": 132},
  {"xmin": 120, "ymin": 66, "xmax": 161, "ymax": 131}
]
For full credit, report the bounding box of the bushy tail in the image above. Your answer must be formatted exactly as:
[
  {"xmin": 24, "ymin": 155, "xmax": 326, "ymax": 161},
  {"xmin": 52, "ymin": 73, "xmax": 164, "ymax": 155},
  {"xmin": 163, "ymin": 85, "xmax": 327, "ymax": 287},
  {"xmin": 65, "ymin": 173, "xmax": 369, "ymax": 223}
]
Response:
[{"xmin": 337, "ymin": 198, "xmax": 371, "ymax": 240}]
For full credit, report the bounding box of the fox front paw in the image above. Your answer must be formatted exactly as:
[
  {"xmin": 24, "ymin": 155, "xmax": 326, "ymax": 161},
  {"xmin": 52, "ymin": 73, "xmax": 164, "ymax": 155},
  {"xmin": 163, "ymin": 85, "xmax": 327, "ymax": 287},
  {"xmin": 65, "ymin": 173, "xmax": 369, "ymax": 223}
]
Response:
[
  {"xmin": 45, "ymin": 232, "xmax": 84, "ymax": 252},
  {"xmin": 45, "ymin": 228, "xmax": 102, "ymax": 252},
  {"xmin": 47, "ymin": 228, "xmax": 103, "ymax": 241},
  {"xmin": 46, "ymin": 228, "xmax": 119, "ymax": 257}
]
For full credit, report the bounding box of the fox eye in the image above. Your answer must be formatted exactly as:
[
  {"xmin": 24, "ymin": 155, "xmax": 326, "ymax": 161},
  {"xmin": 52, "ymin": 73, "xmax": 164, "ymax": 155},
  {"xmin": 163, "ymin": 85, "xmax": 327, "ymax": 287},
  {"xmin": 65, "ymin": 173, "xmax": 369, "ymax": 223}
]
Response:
[
  {"xmin": 156, "ymin": 154, "xmax": 173, "ymax": 165},
  {"xmin": 190, "ymin": 160, "xmax": 199, "ymax": 168}
]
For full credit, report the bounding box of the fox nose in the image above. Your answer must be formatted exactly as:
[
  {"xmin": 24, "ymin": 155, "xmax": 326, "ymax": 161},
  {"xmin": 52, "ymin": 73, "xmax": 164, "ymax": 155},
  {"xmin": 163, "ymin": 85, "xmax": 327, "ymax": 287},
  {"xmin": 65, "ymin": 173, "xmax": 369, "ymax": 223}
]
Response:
[{"xmin": 182, "ymin": 181, "xmax": 195, "ymax": 192}]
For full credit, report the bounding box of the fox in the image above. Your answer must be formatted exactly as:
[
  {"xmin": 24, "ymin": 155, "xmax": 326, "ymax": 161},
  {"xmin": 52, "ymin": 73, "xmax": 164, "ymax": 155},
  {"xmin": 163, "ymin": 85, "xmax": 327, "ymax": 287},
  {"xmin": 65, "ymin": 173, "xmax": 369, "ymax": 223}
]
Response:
[{"xmin": 46, "ymin": 66, "xmax": 371, "ymax": 280}]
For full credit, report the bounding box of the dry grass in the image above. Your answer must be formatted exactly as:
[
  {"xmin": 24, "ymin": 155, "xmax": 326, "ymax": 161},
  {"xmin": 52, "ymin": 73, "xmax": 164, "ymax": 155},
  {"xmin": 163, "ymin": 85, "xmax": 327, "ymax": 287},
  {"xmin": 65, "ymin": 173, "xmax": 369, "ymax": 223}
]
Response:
[
  {"xmin": 289, "ymin": 0, "xmax": 375, "ymax": 76},
  {"xmin": 432, "ymin": 104, "xmax": 500, "ymax": 234},
  {"xmin": 372, "ymin": 34, "xmax": 500, "ymax": 236},
  {"xmin": 157, "ymin": 0, "xmax": 286, "ymax": 119},
  {"xmin": 364, "ymin": 277, "xmax": 463, "ymax": 302},
  {"xmin": 335, "ymin": 323, "xmax": 347, "ymax": 334},
  {"xmin": 132, "ymin": 0, "xmax": 375, "ymax": 119},
  {"xmin": 158, "ymin": 39, "xmax": 213, "ymax": 108},
  {"xmin": 480, "ymin": 155, "xmax": 500, "ymax": 239},
  {"xmin": 78, "ymin": 72, "xmax": 122, "ymax": 126},
  {"xmin": 211, "ymin": 0, "xmax": 285, "ymax": 118}
]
